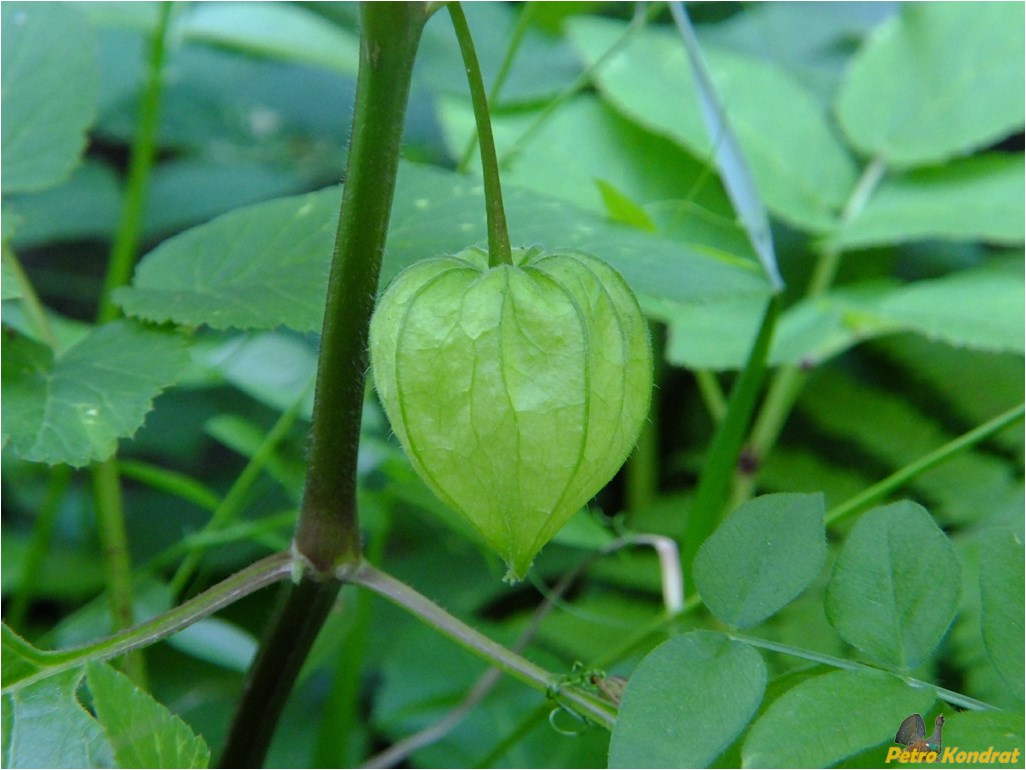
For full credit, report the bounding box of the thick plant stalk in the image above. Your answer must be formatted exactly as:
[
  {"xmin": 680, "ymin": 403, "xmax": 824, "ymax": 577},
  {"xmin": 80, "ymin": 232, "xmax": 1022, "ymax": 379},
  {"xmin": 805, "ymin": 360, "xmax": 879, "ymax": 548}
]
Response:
[{"xmin": 219, "ymin": 5, "xmax": 427, "ymax": 766}]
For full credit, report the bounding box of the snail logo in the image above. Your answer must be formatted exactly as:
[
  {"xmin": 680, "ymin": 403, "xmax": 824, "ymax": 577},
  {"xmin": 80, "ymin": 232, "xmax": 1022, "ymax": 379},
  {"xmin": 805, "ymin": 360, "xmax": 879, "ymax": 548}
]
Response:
[
  {"xmin": 885, "ymin": 713, "xmax": 1022, "ymax": 765},
  {"xmin": 889, "ymin": 713, "xmax": 944, "ymax": 763}
]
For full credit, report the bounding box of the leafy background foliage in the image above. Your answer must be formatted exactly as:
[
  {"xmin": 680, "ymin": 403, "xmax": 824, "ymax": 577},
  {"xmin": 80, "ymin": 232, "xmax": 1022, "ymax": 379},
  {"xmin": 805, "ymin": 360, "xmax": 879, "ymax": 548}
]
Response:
[{"xmin": 2, "ymin": 2, "xmax": 1023, "ymax": 768}]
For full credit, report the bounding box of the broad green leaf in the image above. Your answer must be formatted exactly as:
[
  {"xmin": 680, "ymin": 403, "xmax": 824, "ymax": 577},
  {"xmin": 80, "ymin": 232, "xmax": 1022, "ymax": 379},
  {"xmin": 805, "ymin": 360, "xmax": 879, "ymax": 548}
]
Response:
[
  {"xmin": 694, "ymin": 493, "xmax": 827, "ymax": 628},
  {"xmin": 1, "ymin": 255, "xmax": 21, "ymax": 300},
  {"xmin": 869, "ymin": 263, "xmax": 1025, "ymax": 354},
  {"xmin": 1, "ymin": 668, "xmax": 112, "ymax": 769},
  {"xmin": 436, "ymin": 94, "xmax": 747, "ymax": 258},
  {"xmin": 1, "ymin": 625, "xmax": 49, "ymax": 691},
  {"xmin": 874, "ymin": 336, "xmax": 1025, "ymax": 458},
  {"xmin": 416, "ymin": 2, "xmax": 579, "ymax": 106},
  {"xmin": 143, "ymin": 159, "xmax": 306, "ymax": 237},
  {"xmin": 1, "ymin": 321, "xmax": 190, "ymax": 467},
  {"xmin": 1, "ymin": 3, "xmax": 98, "ymax": 193},
  {"xmin": 205, "ymin": 414, "xmax": 305, "ymax": 500},
  {"xmin": 742, "ymin": 669, "xmax": 935, "ymax": 768},
  {"xmin": 667, "ymin": 262, "xmax": 1025, "ymax": 370},
  {"xmin": 180, "ymin": 2, "xmax": 359, "ymax": 74},
  {"xmin": 835, "ymin": 3, "xmax": 1025, "ymax": 167},
  {"xmin": 86, "ymin": 661, "xmax": 210, "ymax": 768},
  {"xmin": 566, "ymin": 17, "xmax": 858, "ymax": 232},
  {"xmin": 978, "ymin": 530, "xmax": 1025, "ymax": 698},
  {"xmin": 826, "ymin": 501, "xmax": 961, "ymax": 669},
  {"xmin": 116, "ymin": 162, "xmax": 767, "ymax": 332},
  {"xmin": 196, "ymin": 332, "xmax": 317, "ymax": 417},
  {"xmin": 836, "ymin": 154, "xmax": 1025, "ymax": 248},
  {"xmin": 2, "ymin": 535, "xmax": 106, "ymax": 602},
  {"xmin": 7, "ymin": 161, "xmax": 122, "ymax": 248},
  {"xmin": 699, "ymin": 3, "xmax": 896, "ymax": 103},
  {"xmin": 596, "ymin": 180, "xmax": 658, "ymax": 232},
  {"xmin": 118, "ymin": 188, "xmax": 339, "ymax": 331},
  {"xmin": 609, "ymin": 631, "xmax": 766, "ymax": 768},
  {"xmin": 801, "ymin": 367, "xmax": 1021, "ymax": 528},
  {"xmin": 940, "ymin": 710, "xmax": 1025, "ymax": 767}
]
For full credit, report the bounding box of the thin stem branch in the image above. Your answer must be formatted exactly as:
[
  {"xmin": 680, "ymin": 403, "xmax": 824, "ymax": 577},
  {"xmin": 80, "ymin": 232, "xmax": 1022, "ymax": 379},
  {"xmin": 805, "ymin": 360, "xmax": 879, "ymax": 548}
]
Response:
[
  {"xmin": 2, "ymin": 247, "xmax": 58, "ymax": 348},
  {"xmin": 694, "ymin": 369, "xmax": 727, "ymax": 422},
  {"xmin": 97, "ymin": 1, "xmax": 173, "ymax": 323},
  {"xmin": 727, "ymin": 632, "xmax": 996, "ymax": 712},
  {"xmin": 728, "ymin": 156, "xmax": 888, "ymax": 509},
  {"xmin": 455, "ymin": 4, "xmax": 535, "ymax": 173},
  {"xmin": 350, "ymin": 563, "xmax": 617, "ymax": 729},
  {"xmin": 92, "ymin": 459, "xmax": 146, "ymax": 684},
  {"xmin": 2, "ymin": 552, "xmax": 294, "ymax": 695},
  {"xmin": 87, "ymin": 1, "xmax": 174, "ymax": 688},
  {"xmin": 498, "ymin": 3, "xmax": 661, "ymax": 168},
  {"xmin": 447, "ymin": 2, "xmax": 512, "ymax": 267},
  {"xmin": 825, "ymin": 403, "xmax": 1025, "ymax": 528}
]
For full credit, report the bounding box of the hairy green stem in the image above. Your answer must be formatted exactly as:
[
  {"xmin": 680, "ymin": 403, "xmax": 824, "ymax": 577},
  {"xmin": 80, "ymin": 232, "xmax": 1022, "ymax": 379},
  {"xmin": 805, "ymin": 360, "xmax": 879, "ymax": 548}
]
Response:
[
  {"xmin": 220, "ymin": 576, "xmax": 344, "ymax": 768},
  {"xmin": 222, "ymin": 6, "xmax": 428, "ymax": 766},
  {"xmin": 97, "ymin": 1, "xmax": 172, "ymax": 323},
  {"xmin": 351, "ymin": 563, "xmax": 617, "ymax": 729},
  {"xmin": 294, "ymin": 3, "xmax": 427, "ymax": 570},
  {"xmin": 448, "ymin": 2, "xmax": 512, "ymax": 267},
  {"xmin": 825, "ymin": 403, "xmax": 1025, "ymax": 527},
  {"xmin": 3, "ymin": 552, "xmax": 294, "ymax": 695},
  {"xmin": 314, "ymin": 508, "xmax": 392, "ymax": 767}
]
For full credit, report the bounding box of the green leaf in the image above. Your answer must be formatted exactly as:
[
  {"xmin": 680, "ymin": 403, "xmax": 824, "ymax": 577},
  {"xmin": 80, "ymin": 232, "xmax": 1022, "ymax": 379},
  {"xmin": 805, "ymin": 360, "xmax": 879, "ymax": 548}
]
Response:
[
  {"xmin": 978, "ymin": 530, "xmax": 1025, "ymax": 698},
  {"xmin": 940, "ymin": 710, "xmax": 1025, "ymax": 767},
  {"xmin": 1, "ymin": 321, "xmax": 191, "ymax": 467},
  {"xmin": 609, "ymin": 631, "xmax": 766, "ymax": 768},
  {"xmin": 595, "ymin": 180, "xmax": 657, "ymax": 232},
  {"xmin": 196, "ymin": 332, "xmax": 317, "ymax": 417},
  {"xmin": 694, "ymin": 493, "xmax": 827, "ymax": 628},
  {"xmin": 868, "ymin": 263, "xmax": 1025, "ymax": 354},
  {"xmin": 667, "ymin": 261, "xmax": 1025, "ymax": 370},
  {"xmin": 1, "ymin": 625, "xmax": 50, "ymax": 691},
  {"xmin": 7, "ymin": 161, "xmax": 122, "ymax": 248},
  {"xmin": 742, "ymin": 669, "xmax": 935, "ymax": 767},
  {"xmin": 143, "ymin": 159, "xmax": 306, "ymax": 237},
  {"xmin": 436, "ymin": 94, "xmax": 743, "ymax": 252},
  {"xmin": 86, "ymin": 661, "xmax": 210, "ymax": 768},
  {"xmin": 566, "ymin": 17, "xmax": 858, "ymax": 232},
  {"xmin": 1, "ymin": 668, "xmax": 112, "ymax": 769},
  {"xmin": 825, "ymin": 501, "xmax": 961, "ymax": 669},
  {"xmin": 835, "ymin": 4, "xmax": 1025, "ymax": 166},
  {"xmin": 836, "ymin": 154, "xmax": 1025, "ymax": 248},
  {"xmin": 800, "ymin": 368, "xmax": 1020, "ymax": 528},
  {"xmin": 180, "ymin": 1, "xmax": 359, "ymax": 74},
  {"xmin": 116, "ymin": 162, "xmax": 767, "ymax": 332},
  {"xmin": 1, "ymin": 3, "xmax": 98, "ymax": 193}
]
